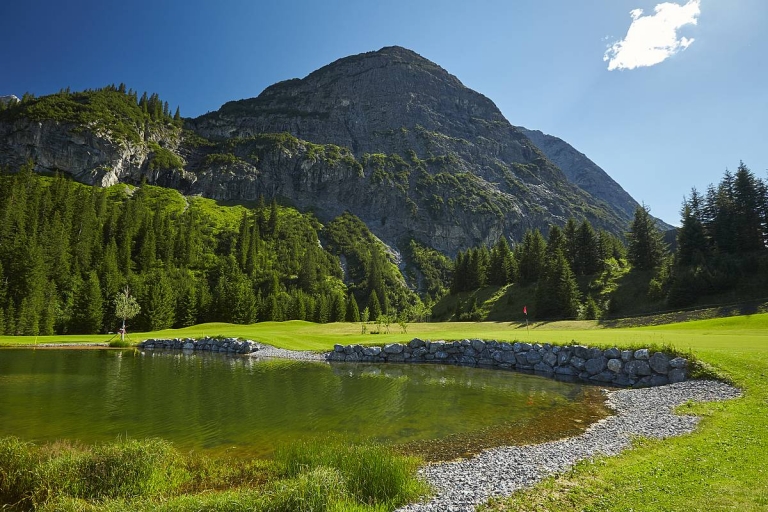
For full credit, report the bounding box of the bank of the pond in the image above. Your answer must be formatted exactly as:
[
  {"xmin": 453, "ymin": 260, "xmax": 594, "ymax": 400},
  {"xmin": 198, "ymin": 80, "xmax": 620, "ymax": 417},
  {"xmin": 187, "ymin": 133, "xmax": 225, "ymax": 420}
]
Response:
[
  {"xmin": 397, "ymin": 379, "xmax": 740, "ymax": 512},
  {"xmin": 138, "ymin": 336, "xmax": 693, "ymax": 388},
  {"xmin": 328, "ymin": 340, "xmax": 692, "ymax": 388}
]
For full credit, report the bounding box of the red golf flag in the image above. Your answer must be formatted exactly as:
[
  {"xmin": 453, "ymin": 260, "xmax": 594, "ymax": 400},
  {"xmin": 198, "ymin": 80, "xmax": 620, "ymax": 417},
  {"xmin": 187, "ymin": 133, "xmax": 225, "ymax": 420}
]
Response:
[{"xmin": 523, "ymin": 305, "xmax": 527, "ymax": 315}]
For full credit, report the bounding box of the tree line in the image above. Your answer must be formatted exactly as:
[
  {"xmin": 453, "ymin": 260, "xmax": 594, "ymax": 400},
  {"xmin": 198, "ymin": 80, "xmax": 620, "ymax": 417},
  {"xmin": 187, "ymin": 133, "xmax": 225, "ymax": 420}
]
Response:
[
  {"xmin": 669, "ymin": 162, "xmax": 768, "ymax": 306},
  {"xmin": 448, "ymin": 161, "xmax": 767, "ymax": 320},
  {"xmin": 0, "ymin": 164, "xmax": 414, "ymax": 336}
]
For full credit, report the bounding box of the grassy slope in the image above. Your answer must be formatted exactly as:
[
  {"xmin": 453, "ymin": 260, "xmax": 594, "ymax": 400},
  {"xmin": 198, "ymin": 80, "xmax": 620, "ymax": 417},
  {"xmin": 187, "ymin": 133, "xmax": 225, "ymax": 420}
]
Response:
[{"xmin": 2, "ymin": 316, "xmax": 766, "ymax": 510}]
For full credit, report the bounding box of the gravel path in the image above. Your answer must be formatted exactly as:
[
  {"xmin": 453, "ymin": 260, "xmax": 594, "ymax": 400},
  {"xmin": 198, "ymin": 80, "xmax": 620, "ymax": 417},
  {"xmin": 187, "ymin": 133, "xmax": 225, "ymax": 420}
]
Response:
[
  {"xmin": 249, "ymin": 343, "xmax": 328, "ymax": 361},
  {"xmin": 397, "ymin": 380, "xmax": 741, "ymax": 512}
]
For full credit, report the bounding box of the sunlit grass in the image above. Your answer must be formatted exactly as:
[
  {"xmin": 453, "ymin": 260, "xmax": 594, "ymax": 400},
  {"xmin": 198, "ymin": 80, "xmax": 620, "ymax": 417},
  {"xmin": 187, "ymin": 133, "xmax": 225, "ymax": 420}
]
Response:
[{"xmin": 0, "ymin": 437, "xmax": 426, "ymax": 512}]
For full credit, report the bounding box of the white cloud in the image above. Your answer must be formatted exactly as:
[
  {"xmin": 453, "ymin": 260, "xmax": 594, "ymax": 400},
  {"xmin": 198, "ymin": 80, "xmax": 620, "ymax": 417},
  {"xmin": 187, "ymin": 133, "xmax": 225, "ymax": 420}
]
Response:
[{"xmin": 604, "ymin": 0, "xmax": 701, "ymax": 71}]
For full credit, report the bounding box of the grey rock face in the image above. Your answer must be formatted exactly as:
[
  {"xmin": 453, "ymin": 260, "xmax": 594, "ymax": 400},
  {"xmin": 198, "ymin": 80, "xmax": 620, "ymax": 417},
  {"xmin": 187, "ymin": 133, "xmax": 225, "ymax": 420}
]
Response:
[
  {"xmin": 607, "ymin": 358, "xmax": 623, "ymax": 373},
  {"xmin": 668, "ymin": 369, "xmax": 687, "ymax": 383},
  {"xmin": 384, "ymin": 343, "xmax": 404, "ymax": 354},
  {"xmin": 634, "ymin": 349, "xmax": 650, "ymax": 360},
  {"xmin": 626, "ymin": 360, "xmax": 652, "ymax": 378},
  {"xmin": 183, "ymin": 47, "xmax": 629, "ymax": 253},
  {"xmin": 585, "ymin": 357, "xmax": 607, "ymax": 375},
  {"xmin": 649, "ymin": 353, "xmax": 671, "ymax": 374},
  {"xmin": 518, "ymin": 127, "xmax": 672, "ymax": 230}
]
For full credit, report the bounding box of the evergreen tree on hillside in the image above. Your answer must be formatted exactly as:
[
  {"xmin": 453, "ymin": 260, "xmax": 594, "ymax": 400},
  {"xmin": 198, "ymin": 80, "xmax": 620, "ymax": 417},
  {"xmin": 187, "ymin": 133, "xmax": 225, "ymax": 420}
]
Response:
[
  {"xmin": 676, "ymin": 202, "xmax": 709, "ymax": 266},
  {"xmin": 516, "ymin": 229, "xmax": 547, "ymax": 285},
  {"xmin": 535, "ymin": 249, "xmax": 580, "ymax": 319},
  {"xmin": 368, "ymin": 291, "xmax": 382, "ymax": 321},
  {"xmin": 72, "ymin": 271, "xmax": 104, "ymax": 334},
  {"xmin": 732, "ymin": 162, "xmax": 764, "ymax": 252},
  {"xmin": 574, "ymin": 220, "xmax": 601, "ymax": 275},
  {"xmin": 488, "ymin": 237, "xmax": 512, "ymax": 286},
  {"xmin": 546, "ymin": 225, "xmax": 566, "ymax": 259},
  {"xmin": 141, "ymin": 270, "xmax": 175, "ymax": 331},
  {"xmin": 346, "ymin": 293, "xmax": 360, "ymax": 323},
  {"xmin": 627, "ymin": 205, "xmax": 667, "ymax": 271},
  {"xmin": 563, "ymin": 218, "xmax": 578, "ymax": 269}
]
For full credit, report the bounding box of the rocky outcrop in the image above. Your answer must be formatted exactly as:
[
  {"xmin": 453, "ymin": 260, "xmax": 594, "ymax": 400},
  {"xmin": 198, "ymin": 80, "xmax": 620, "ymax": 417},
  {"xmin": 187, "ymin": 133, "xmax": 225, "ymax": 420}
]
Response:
[
  {"xmin": 328, "ymin": 339, "xmax": 689, "ymax": 387},
  {"xmin": 0, "ymin": 117, "xmax": 186, "ymax": 186}
]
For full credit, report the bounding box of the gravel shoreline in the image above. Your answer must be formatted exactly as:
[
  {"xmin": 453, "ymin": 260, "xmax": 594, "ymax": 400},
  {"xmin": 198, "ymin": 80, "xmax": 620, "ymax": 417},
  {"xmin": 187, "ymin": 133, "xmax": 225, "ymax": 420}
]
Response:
[
  {"xmin": 396, "ymin": 379, "xmax": 741, "ymax": 512},
  {"xmin": 251, "ymin": 345, "xmax": 741, "ymax": 511},
  {"xmin": 249, "ymin": 343, "xmax": 328, "ymax": 361}
]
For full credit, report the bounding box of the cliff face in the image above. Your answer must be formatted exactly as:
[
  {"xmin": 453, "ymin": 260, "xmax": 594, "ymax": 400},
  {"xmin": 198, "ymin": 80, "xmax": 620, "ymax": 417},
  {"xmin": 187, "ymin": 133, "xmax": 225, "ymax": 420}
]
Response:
[
  {"xmin": 186, "ymin": 46, "xmax": 628, "ymax": 251},
  {"xmin": 0, "ymin": 118, "xmax": 153, "ymax": 186},
  {"xmin": 0, "ymin": 47, "xmax": 646, "ymax": 255},
  {"xmin": 518, "ymin": 127, "xmax": 673, "ymax": 229}
]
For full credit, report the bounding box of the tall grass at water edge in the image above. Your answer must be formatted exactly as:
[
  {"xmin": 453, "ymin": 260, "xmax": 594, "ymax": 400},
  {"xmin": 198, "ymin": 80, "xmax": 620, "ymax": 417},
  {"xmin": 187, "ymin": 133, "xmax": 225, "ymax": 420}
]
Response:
[{"xmin": 0, "ymin": 437, "xmax": 428, "ymax": 512}]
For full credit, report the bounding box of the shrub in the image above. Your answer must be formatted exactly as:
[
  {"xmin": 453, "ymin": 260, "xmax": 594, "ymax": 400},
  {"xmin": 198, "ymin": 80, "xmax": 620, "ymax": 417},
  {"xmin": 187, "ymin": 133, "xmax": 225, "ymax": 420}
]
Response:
[
  {"xmin": 275, "ymin": 440, "xmax": 427, "ymax": 507},
  {"xmin": 36, "ymin": 438, "xmax": 190, "ymax": 503},
  {"xmin": 0, "ymin": 437, "xmax": 39, "ymax": 508}
]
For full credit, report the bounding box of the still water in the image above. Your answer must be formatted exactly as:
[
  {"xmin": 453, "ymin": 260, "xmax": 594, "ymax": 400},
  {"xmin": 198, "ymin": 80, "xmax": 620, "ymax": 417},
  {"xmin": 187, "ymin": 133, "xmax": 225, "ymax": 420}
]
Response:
[{"xmin": 0, "ymin": 349, "xmax": 609, "ymax": 460}]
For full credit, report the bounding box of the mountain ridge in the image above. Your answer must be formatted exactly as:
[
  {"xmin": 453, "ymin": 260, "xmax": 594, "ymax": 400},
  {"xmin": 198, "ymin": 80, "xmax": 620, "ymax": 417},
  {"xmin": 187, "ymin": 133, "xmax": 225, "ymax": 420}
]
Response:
[{"xmin": 0, "ymin": 46, "xmax": 659, "ymax": 256}]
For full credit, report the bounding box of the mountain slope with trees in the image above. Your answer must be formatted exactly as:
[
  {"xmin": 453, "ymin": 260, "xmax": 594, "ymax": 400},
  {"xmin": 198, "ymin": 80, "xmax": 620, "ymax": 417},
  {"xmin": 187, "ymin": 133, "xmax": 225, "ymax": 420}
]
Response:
[
  {"xmin": 0, "ymin": 164, "xmax": 415, "ymax": 335},
  {"xmin": 0, "ymin": 47, "xmax": 651, "ymax": 259}
]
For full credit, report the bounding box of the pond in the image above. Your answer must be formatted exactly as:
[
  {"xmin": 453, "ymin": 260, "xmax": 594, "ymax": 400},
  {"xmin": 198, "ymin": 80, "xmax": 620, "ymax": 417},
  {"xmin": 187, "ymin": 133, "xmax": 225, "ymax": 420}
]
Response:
[{"xmin": 0, "ymin": 349, "xmax": 610, "ymax": 461}]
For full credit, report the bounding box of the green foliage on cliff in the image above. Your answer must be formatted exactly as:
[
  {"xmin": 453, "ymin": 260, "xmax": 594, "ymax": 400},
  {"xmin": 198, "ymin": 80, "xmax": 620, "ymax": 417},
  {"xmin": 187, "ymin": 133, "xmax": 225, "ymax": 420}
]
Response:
[
  {"xmin": 0, "ymin": 85, "xmax": 181, "ymax": 144},
  {"xmin": 403, "ymin": 240, "xmax": 453, "ymax": 299},
  {"xmin": 323, "ymin": 212, "xmax": 419, "ymax": 315},
  {"xmin": 202, "ymin": 152, "xmax": 241, "ymax": 167},
  {"xmin": 147, "ymin": 142, "xmax": 184, "ymax": 170}
]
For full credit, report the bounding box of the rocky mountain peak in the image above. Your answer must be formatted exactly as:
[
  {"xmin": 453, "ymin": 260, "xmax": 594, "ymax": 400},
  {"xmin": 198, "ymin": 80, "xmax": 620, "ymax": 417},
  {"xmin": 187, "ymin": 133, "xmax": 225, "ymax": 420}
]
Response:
[{"xmin": 191, "ymin": 46, "xmax": 508, "ymax": 155}]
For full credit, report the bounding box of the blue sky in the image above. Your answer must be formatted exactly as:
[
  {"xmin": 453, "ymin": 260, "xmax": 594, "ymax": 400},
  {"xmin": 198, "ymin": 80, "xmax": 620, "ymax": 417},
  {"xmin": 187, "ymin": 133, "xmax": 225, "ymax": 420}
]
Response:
[{"xmin": 2, "ymin": 0, "xmax": 766, "ymax": 225}]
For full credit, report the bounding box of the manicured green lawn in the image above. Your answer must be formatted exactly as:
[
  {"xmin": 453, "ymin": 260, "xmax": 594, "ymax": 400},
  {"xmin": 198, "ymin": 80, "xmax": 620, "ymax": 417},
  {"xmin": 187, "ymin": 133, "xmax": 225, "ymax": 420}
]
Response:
[
  {"xmin": 480, "ymin": 314, "xmax": 768, "ymax": 512},
  {"xmin": 3, "ymin": 315, "xmax": 767, "ymax": 510}
]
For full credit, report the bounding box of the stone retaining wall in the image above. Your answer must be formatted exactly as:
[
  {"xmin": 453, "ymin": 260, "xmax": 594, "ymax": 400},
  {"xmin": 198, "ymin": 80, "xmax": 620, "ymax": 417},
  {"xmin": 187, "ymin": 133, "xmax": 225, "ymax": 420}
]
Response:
[
  {"xmin": 328, "ymin": 339, "xmax": 688, "ymax": 387},
  {"xmin": 138, "ymin": 337, "xmax": 259, "ymax": 354}
]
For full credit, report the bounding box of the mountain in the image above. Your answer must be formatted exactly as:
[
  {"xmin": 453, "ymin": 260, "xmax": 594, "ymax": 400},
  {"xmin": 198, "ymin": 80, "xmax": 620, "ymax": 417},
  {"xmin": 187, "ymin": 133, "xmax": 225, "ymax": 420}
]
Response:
[
  {"xmin": 518, "ymin": 127, "xmax": 673, "ymax": 230},
  {"xmin": 0, "ymin": 46, "xmax": 649, "ymax": 256}
]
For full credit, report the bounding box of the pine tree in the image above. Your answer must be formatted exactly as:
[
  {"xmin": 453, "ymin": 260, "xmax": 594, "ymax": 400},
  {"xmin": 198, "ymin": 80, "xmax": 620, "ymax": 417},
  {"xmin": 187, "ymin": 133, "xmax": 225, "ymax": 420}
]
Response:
[
  {"xmin": 368, "ymin": 291, "xmax": 382, "ymax": 321},
  {"xmin": 574, "ymin": 220, "xmax": 601, "ymax": 275},
  {"xmin": 516, "ymin": 229, "xmax": 547, "ymax": 285},
  {"xmin": 346, "ymin": 293, "xmax": 360, "ymax": 322},
  {"xmin": 488, "ymin": 238, "xmax": 511, "ymax": 286},
  {"xmin": 331, "ymin": 293, "xmax": 346, "ymax": 323},
  {"xmin": 142, "ymin": 271, "xmax": 175, "ymax": 331},
  {"xmin": 236, "ymin": 210, "xmax": 251, "ymax": 270},
  {"xmin": 267, "ymin": 198, "xmax": 279, "ymax": 236},
  {"xmin": 535, "ymin": 249, "xmax": 580, "ymax": 319},
  {"xmin": 732, "ymin": 162, "xmax": 764, "ymax": 252},
  {"xmin": 546, "ymin": 225, "xmax": 566, "ymax": 258},
  {"xmin": 451, "ymin": 251, "xmax": 467, "ymax": 293},
  {"xmin": 72, "ymin": 271, "xmax": 103, "ymax": 334},
  {"xmin": 676, "ymin": 201, "xmax": 709, "ymax": 266},
  {"xmin": 563, "ymin": 218, "xmax": 578, "ymax": 269},
  {"xmin": 627, "ymin": 205, "xmax": 667, "ymax": 271}
]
